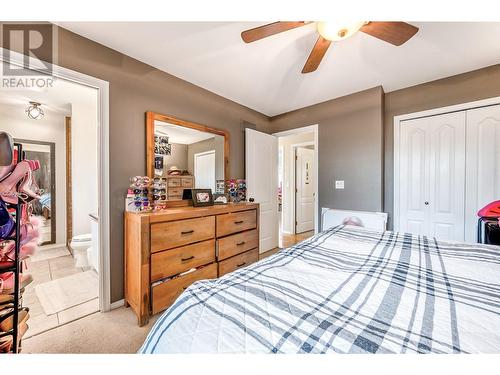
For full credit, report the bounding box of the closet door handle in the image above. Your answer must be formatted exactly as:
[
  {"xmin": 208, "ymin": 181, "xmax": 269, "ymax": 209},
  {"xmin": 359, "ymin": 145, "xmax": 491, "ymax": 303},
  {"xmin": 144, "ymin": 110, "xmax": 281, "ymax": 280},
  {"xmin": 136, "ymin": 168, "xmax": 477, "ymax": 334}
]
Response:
[
  {"xmin": 236, "ymin": 241, "xmax": 246, "ymax": 246},
  {"xmin": 181, "ymin": 255, "xmax": 194, "ymax": 262},
  {"xmin": 234, "ymin": 220, "xmax": 244, "ymax": 224},
  {"xmin": 424, "ymin": 201, "xmax": 429, "ymax": 206},
  {"xmin": 181, "ymin": 230, "xmax": 194, "ymax": 235}
]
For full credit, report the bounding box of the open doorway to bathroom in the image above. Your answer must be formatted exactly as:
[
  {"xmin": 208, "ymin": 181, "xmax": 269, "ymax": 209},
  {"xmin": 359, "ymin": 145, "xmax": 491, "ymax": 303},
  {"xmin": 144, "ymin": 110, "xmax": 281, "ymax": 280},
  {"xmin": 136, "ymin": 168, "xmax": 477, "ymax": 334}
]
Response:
[{"xmin": 0, "ymin": 77, "xmax": 101, "ymax": 337}]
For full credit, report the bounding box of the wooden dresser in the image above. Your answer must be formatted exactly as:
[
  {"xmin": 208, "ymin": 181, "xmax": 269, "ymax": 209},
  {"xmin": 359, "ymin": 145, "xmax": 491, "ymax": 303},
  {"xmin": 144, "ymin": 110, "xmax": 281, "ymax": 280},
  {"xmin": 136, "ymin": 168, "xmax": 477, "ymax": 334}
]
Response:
[
  {"xmin": 124, "ymin": 202, "xmax": 259, "ymax": 325},
  {"xmin": 165, "ymin": 175, "xmax": 194, "ymax": 200}
]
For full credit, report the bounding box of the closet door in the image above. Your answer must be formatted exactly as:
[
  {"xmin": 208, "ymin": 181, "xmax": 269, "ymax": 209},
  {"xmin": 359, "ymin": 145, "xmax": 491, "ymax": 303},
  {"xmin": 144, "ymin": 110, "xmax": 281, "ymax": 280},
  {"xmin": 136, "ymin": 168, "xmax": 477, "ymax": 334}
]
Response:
[
  {"xmin": 399, "ymin": 118, "xmax": 430, "ymax": 236},
  {"xmin": 427, "ymin": 112, "xmax": 466, "ymax": 241},
  {"xmin": 399, "ymin": 112, "xmax": 466, "ymax": 241},
  {"xmin": 465, "ymin": 104, "xmax": 500, "ymax": 243}
]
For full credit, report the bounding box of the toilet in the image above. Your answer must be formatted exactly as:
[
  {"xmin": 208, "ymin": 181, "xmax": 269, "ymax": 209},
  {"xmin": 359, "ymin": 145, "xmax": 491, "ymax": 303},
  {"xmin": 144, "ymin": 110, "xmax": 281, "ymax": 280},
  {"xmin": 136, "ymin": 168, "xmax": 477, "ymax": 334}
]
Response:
[{"xmin": 70, "ymin": 233, "xmax": 92, "ymax": 268}]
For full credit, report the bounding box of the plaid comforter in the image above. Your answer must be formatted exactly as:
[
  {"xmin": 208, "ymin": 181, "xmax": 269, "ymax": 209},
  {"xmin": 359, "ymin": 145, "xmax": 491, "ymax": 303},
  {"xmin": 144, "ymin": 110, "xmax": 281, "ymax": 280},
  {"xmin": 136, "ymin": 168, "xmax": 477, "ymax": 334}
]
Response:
[{"xmin": 140, "ymin": 225, "xmax": 500, "ymax": 353}]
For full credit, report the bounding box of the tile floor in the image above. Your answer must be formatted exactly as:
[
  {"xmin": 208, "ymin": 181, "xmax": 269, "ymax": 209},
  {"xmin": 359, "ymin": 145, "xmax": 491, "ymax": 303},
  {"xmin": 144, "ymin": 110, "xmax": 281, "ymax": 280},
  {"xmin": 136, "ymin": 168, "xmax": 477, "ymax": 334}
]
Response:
[{"xmin": 23, "ymin": 246, "xmax": 99, "ymax": 338}]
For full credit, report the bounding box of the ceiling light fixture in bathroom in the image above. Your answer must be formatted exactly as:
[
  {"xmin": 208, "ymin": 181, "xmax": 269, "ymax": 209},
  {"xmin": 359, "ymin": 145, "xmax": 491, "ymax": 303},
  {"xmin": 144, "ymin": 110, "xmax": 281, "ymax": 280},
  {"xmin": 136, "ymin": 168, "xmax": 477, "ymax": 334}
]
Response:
[{"xmin": 26, "ymin": 101, "xmax": 44, "ymax": 120}]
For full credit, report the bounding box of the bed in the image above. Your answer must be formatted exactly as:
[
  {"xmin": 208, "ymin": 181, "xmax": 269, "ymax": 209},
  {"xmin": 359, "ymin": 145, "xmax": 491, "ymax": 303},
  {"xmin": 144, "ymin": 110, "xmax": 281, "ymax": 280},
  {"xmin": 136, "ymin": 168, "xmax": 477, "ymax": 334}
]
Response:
[{"xmin": 140, "ymin": 225, "xmax": 500, "ymax": 354}]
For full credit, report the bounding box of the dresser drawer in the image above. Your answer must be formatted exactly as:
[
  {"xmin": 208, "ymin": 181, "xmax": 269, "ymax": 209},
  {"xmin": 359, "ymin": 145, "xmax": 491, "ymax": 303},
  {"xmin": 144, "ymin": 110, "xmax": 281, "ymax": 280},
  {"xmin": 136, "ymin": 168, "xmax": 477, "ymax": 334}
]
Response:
[
  {"xmin": 151, "ymin": 216, "xmax": 215, "ymax": 252},
  {"xmin": 216, "ymin": 209, "xmax": 257, "ymax": 237},
  {"xmin": 167, "ymin": 178, "xmax": 181, "ymax": 187},
  {"xmin": 181, "ymin": 178, "xmax": 193, "ymax": 187},
  {"xmin": 218, "ymin": 248, "xmax": 259, "ymax": 277},
  {"xmin": 151, "ymin": 263, "xmax": 217, "ymax": 314},
  {"xmin": 151, "ymin": 239, "xmax": 215, "ymax": 282},
  {"xmin": 217, "ymin": 229, "xmax": 258, "ymax": 261}
]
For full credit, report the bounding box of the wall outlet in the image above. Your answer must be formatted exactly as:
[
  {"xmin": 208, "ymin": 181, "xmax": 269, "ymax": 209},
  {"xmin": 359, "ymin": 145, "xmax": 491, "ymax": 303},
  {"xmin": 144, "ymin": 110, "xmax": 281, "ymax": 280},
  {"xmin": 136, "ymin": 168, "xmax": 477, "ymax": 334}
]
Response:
[{"xmin": 335, "ymin": 180, "xmax": 345, "ymax": 189}]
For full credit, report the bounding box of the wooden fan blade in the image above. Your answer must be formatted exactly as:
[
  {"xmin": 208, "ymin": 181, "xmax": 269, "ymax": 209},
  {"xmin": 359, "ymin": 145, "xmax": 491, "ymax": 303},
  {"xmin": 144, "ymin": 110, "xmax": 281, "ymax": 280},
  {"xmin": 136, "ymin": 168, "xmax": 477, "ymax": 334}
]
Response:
[
  {"xmin": 302, "ymin": 36, "xmax": 331, "ymax": 74},
  {"xmin": 241, "ymin": 22, "xmax": 309, "ymax": 43},
  {"xmin": 360, "ymin": 22, "xmax": 418, "ymax": 46}
]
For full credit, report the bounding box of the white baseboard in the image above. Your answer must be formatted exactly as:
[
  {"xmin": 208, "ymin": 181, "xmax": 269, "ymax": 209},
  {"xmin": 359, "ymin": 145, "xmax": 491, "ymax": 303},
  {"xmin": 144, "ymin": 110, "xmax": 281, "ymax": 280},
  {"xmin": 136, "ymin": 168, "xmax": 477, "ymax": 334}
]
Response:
[{"xmin": 110, "ymin": 299, "xmax": 125, "ymax": 310}]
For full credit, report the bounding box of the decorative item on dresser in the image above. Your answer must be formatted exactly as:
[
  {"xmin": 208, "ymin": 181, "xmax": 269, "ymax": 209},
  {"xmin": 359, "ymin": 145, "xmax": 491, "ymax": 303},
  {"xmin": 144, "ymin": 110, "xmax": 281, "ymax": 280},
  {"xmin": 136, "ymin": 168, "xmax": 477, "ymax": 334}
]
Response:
[{"xmin": 124, "ymin": 202, "xmax": 259, "ymax": 326}]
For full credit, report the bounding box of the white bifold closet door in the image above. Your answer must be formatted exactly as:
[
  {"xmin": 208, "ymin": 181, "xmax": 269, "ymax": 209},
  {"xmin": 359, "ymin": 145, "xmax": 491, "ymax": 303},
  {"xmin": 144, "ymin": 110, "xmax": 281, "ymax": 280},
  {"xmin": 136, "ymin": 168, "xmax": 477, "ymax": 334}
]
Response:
[
  {"xmin": 465, "ymin": 105, "xmax": 500, "ymax": 242},
  {"xmin": 399, "ymin": 112, "xmax": 466, "ymax": 241}
]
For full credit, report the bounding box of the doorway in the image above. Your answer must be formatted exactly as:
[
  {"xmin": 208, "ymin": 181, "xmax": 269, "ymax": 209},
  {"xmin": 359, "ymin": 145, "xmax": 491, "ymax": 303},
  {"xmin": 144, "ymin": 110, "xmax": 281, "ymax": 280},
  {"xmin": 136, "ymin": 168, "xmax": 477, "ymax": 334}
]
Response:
[{"xmin": 245, "ymin": 125, "xmax": 318, "ymax": 255}]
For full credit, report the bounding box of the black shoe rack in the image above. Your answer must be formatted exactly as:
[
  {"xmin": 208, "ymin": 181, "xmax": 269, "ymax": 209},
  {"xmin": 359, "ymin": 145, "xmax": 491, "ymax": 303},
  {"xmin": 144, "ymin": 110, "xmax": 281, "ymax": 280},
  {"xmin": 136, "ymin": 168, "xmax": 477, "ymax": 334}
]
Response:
[{"xmin": 1, "ymin": 142, "xmax": 26, "ymax": 353}]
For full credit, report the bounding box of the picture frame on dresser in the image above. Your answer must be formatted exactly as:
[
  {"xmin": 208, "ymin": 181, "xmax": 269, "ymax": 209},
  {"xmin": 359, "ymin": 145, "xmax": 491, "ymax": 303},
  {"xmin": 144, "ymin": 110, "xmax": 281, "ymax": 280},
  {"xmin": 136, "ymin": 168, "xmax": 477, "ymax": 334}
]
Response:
[{"xmin": 191, "ymin": 189, "xmax": 213, "ymax": 207}]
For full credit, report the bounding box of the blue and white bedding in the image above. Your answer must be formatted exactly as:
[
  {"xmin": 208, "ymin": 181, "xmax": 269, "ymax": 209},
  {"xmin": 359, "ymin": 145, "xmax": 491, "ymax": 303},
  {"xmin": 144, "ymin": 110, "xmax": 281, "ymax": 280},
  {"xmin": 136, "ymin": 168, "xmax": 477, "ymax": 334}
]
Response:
[{"xmin": 140, "ymin": 225, "xmax": 500, "ymax": 354}]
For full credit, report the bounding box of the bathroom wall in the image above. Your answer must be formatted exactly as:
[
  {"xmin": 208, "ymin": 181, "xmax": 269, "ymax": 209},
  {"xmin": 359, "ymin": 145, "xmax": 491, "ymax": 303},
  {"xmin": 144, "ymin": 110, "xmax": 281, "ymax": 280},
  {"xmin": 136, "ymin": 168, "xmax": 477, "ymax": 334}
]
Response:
[{"xmin": 71, "ymin": 85, "xmax": 99, "ymax": 236}]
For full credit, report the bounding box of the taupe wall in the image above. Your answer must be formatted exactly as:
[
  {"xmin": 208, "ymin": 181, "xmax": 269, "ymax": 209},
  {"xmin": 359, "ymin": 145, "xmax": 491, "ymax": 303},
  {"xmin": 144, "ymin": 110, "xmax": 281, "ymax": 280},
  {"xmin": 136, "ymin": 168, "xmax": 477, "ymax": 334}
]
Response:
[
  {"xmin": 160, "ymin": 143, "xmax": 188, "ymax": 175},
  {"xmin": 270, "ymin": 86, "xmax": 385, "ymax": 227},
  {"xmin": 54, "ymin": 27, "xmax": 270, "ymax": 302},
  {"xmin": 384, "ymin": 64, "xmax": 500, "ymax": 228}
]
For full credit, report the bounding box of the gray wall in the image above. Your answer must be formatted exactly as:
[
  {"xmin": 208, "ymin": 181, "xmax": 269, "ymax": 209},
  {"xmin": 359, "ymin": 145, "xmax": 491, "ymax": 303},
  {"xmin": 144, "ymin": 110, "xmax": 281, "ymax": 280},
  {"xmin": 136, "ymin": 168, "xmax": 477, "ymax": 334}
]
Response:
[
  {"xmin": 270, "ymin": 87, "xmax": 385, "ymax": 228},
  {"xmin": 160, "ymin": 143, "xmax": 188, "ymax": 175},
  {"xmin": 43, "ymin": 27, "xmax": 270, "ymax": 303},
  {"xmin": 384, "ymin": 64, "xmax": 500, "ymax": 228}
]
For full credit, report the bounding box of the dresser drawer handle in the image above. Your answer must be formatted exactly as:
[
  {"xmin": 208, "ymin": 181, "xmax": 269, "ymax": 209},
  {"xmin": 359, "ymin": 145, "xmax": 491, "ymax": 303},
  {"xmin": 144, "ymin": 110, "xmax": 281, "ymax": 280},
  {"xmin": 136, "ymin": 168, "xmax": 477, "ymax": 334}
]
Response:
[
  {"xmin": 181, "ymin": 255, "xmax": 195, "ymax": 262},
  {"xmin": 236, "ymin": 241, "xmax": 246, "ymax": 246},
  {"xmin": 181, "ymin": 230, "xmax": 194, "ymax": 235},
  {"xmin": 234, "ymin": 220, "xmax": 244, "ymax": 224},
  {"xmin": 236, "ymin": 262, "xmax": 246, "ymax": 268}
]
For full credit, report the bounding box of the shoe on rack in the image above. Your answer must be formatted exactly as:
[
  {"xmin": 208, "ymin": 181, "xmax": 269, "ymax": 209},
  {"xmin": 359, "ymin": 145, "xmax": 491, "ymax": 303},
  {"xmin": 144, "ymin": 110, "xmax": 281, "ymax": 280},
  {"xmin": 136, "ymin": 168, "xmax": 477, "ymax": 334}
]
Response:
[
  {"xmin": 0, "ymin": 161, "xmax": 39, "ymax": 204},
  {"xmin": 0, "ymin": 273, "xmax": 33, "ymax": 295},
  {"xmin": 0, "ymin": 321, "xmax": 28, "ymax": 353},
  {"xmin": 0, "ymin": 200, "xmax": 15, "ymax": 240},
  {"xmin": 0, "ymin": 239, "xmax": 38, "ymax": 262},
  {"xmin": 0, "ymin": 307, "xmax": 29, "ymax": 332}
]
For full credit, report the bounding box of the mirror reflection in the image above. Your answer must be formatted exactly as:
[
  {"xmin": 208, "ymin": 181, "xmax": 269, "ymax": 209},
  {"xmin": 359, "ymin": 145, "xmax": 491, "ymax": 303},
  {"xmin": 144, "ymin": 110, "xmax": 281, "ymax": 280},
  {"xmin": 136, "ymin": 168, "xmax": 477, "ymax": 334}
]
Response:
[{"xmin": 153, "ymin": 119, "xmax": 225, "ymax": 201}]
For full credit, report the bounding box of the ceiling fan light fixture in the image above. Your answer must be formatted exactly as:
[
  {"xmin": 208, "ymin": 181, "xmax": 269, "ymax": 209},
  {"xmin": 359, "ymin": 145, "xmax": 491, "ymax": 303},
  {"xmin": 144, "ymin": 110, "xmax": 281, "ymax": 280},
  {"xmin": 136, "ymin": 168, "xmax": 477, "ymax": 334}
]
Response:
[
  {"xmin": 317, "ymin": 21, "xmax": 366, "ymax": 41},
  {"xmin": 25, "ymin": 101, "xmax": 44, "ymax": 120}
]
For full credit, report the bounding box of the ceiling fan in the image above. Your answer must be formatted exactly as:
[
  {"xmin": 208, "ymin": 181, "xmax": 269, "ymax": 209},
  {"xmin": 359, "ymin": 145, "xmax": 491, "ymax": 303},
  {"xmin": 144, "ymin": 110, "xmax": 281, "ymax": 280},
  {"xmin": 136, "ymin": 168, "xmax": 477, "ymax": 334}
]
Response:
[{"xmin": 241, "ymin": 21, "xmax": 419, "ymax": 73}]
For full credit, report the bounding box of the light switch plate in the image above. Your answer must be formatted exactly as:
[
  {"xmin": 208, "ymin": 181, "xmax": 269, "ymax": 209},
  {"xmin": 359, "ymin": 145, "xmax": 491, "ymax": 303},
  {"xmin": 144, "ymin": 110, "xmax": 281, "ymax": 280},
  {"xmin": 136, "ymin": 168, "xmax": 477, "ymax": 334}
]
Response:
[{"xmin": 335, "ymin": 180, "xmax": 345, "ymax": 189}]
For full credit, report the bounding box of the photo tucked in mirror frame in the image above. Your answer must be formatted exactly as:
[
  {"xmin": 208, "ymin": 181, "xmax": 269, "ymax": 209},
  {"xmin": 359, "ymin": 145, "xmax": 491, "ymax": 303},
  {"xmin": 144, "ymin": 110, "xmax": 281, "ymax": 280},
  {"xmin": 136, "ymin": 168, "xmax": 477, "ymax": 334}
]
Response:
[{"xmin": 146, "ymin": 112, "xmax": 230, "ymax": 207}]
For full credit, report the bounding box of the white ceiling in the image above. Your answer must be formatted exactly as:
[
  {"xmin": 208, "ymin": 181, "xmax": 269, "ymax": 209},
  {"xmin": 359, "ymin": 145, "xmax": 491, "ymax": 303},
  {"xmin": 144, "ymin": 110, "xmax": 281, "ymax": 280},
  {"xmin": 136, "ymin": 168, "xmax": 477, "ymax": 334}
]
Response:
[
  {"xmin": 58, "ymin": 22, "xmax": 500, "ymax": 116},
  {"xmin": 155, "ymin": 120, "xmax": 215, "ymax": 144}
]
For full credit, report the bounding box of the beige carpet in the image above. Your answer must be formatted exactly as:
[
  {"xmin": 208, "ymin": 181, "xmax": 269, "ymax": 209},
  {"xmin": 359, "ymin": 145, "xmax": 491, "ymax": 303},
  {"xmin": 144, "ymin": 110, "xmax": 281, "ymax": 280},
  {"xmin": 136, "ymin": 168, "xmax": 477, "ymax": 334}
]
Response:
[
  {"xmin": 35, "ymin": 271, "xmax": 98, "ymax": 315},
  {"xmin": 22, "ymin": 307, "xmax": 158, "ymax": 353}
]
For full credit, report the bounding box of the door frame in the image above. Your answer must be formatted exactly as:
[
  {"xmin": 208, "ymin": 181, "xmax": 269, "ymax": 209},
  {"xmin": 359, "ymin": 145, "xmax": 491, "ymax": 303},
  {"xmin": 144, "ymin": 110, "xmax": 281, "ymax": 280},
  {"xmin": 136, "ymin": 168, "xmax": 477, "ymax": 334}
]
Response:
[
  {"xmin": 293, "ymin": 142, "xmax": 315, "ymax": 234},
  {"xmin": 14, "ymin": 139, "xmax": 56, "ymax": 245},
  {"xmin": 1, "ymin": 47, "xmax": 112, "ymax": 312},
  {"xmin": 273, "ymin": 124, "xmax": 319, "ymax": 234},
  {"xmin": 393, "ymin": 95, "xmax": 500, "ymax": 233}
]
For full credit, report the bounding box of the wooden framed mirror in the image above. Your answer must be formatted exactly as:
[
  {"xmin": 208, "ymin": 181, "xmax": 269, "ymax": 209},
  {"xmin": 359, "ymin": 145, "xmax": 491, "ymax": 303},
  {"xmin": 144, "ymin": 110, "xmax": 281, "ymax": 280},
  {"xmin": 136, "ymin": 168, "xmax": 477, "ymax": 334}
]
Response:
[{"xmin": 146, "ymin": 112, "xmax": 229, "ymax": 202}]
